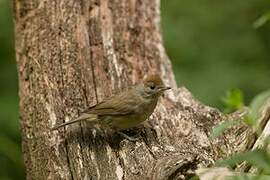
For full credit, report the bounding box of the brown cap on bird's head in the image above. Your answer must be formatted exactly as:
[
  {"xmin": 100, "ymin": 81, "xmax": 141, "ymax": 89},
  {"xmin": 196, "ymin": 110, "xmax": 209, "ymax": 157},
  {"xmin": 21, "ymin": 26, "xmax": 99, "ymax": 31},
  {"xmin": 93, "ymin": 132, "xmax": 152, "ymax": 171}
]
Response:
[
  {"xmin": 140, "ymin": 74, "xmax": 171, "ymax": 97},
  {"xmin": 143, "ymin": 74, "xmax": 164, "ymax": 86},
  {"xmin": 143, "ymin": 74, "xmax": 171, "ymax": 92}
]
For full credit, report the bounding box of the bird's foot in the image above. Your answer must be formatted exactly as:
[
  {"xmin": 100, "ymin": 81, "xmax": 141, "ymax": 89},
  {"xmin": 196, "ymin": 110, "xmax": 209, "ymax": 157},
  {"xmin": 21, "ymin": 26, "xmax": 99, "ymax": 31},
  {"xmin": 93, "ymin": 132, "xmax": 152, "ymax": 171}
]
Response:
[{"xmin": 117, "ymin": 131, "xmax": 140, "ymax": 141}]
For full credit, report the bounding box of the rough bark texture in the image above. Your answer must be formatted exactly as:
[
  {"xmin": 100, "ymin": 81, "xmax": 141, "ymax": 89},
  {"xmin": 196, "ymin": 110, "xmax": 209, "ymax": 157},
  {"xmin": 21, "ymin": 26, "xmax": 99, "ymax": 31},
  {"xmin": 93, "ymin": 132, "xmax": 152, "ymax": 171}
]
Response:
[{"xmin": 14, "ymin": 0, "xmax": 256, "ymax": 179}]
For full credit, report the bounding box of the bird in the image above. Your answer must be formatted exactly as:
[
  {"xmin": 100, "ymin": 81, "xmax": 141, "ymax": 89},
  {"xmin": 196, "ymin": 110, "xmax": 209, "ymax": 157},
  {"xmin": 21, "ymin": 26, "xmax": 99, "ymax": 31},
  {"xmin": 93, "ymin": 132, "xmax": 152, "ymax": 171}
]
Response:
[{"xmin": 51, "ymin": 74, "xmax": 171, "ymax": 140}]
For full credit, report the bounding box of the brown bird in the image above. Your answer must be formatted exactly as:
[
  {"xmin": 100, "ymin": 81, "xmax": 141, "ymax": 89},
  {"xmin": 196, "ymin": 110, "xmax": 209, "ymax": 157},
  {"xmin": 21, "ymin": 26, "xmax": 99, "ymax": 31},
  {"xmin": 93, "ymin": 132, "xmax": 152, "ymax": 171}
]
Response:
[{"xmin": 51, "ymin": 74, "xmax": 170, "ymax": 139}]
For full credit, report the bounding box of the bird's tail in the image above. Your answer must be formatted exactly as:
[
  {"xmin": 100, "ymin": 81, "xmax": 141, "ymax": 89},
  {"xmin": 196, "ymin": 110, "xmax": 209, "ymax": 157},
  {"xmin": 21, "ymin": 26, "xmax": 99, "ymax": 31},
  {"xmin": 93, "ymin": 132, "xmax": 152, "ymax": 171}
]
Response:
[{"xmin": 51, "ymin": 113, "xmax": 97, "ymax": 131}]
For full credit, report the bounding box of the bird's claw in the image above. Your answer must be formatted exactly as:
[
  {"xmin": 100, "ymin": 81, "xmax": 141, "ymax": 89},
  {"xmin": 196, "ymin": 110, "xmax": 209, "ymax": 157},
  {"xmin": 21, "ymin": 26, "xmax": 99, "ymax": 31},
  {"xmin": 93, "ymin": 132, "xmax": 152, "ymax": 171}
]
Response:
[{"xmin": 117, "ymin": 131, "xmax": 140, "ymax": 141}]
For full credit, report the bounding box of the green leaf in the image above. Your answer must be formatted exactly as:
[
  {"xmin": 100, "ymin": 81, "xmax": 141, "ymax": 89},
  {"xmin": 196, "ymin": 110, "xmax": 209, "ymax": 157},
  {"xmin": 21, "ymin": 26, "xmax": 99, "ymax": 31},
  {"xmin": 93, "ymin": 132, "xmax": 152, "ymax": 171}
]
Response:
[
  {"xmin": 247, "ymin": 89, "xmax": 270, "ymax": 133},
  {"xmin": 216, "ymin": 149, "xmax": 270, "ymax": 174},
  {"xmin": 211, "ymin": 119, "xmax": 241, "ymax": 139},
  {"xmin": 229, "ymin": 175, "xmax": 249, "ymax": 180},
  {"xmin": 243, "ymin": 115, "xmax": 256, "ymax": 127},
  {"xmin": 222, "ymin": 89, "xmax": 244, "ymax": 113},
  {"xmin": 249, "ymin": 89, "xmax": 270, "ymax": 121},
  {"xmin": 231, "ymin": 174, "xmax": 270, "ymax": 180},
  {"xmin": 188, "ymin": 175, "xmax": 200, "ymax": 180},
  {"xmin": 253, "ymin": 11, "xmax": 270, "ymax": 29}
]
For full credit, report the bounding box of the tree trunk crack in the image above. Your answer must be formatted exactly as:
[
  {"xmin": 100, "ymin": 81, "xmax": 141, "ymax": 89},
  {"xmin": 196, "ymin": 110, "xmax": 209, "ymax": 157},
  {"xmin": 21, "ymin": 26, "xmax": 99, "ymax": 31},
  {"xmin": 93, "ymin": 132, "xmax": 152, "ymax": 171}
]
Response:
[
  {"xmin": 64, "ymin": 140, "xmax": 75, "ymax": 180},
  {"xmin": 89, "ymin": 39, "xmax": 98, "ymax": 103},
  {"xmin": 57, "ymin": 6, "xmax": 74, "ymax": 178},
  {"xmin": 142, "ymin": 138, "xmax": 157, "ymax": 160},
  {"xmin": 78, "ymin": 125, "xmax": 88, "ymax": 175},
  {"xmin": 114, "ymin": 148, "xmax": 126, "ymax": 180}
]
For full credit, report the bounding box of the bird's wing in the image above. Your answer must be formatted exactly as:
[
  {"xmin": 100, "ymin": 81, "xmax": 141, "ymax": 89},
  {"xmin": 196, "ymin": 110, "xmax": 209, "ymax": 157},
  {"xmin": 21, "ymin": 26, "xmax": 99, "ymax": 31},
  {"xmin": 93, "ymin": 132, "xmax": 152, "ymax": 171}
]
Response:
[{"xmin": 83, "ymin": 89, "xmax": 140, "ymax": 116}]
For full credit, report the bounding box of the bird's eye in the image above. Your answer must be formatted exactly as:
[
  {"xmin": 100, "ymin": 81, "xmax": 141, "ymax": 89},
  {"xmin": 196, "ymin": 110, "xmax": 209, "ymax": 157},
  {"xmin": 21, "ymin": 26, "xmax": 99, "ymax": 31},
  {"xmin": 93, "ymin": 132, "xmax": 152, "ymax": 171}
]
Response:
[{"xmin": 150, "ymin": 84, "xmax": 155, "ymax": 90}]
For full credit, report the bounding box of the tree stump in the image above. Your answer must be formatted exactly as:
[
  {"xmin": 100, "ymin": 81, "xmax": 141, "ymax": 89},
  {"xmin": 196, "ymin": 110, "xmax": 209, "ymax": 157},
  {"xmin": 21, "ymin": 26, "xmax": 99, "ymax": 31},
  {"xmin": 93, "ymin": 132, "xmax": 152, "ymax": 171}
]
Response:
[{"xmin": 14, "ymin": 0, "xmax": 255, "ymax": 179}]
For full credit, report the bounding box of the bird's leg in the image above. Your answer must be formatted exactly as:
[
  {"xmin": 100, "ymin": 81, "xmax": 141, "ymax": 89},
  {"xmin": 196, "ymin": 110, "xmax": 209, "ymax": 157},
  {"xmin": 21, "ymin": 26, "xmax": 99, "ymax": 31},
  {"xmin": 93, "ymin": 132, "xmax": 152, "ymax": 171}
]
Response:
[{"xmin": 117, "ymin": 131, "xmax": 140, "ymax": 141}]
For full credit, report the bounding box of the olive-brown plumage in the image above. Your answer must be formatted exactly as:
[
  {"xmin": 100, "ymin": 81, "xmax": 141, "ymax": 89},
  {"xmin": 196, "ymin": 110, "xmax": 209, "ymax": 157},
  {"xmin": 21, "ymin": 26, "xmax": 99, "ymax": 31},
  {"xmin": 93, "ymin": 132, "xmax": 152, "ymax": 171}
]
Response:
[{"xmin": 51, "ymin": 74, "xmax": 170, "ymax": 131}]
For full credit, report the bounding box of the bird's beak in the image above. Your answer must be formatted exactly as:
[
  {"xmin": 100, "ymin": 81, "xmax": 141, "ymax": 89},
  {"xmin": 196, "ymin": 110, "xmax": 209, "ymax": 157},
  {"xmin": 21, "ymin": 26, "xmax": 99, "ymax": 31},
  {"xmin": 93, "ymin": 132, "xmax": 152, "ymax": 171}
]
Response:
[{"xmin": 159, "ymin": 86, "xmax": 171, "ymax": 91}]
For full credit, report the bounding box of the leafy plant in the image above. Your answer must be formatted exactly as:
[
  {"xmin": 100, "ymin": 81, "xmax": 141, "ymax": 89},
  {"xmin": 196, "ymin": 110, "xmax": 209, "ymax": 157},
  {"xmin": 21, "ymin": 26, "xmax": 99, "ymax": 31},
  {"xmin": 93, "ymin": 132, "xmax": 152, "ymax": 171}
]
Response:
[
  {"xmin": 248, "ymin": 90, "xmax": 270, "ymax": 131},
  {"xmin": 210, "ymin": 89, "xmax": 245, "ymax": 139},
  {"xmin": 221, "ymin": 89, "xmax": 244, "ymax": 113},
  {"xmin": 253, "ymin": 11, "xmax": 270, "ymax": 29},
  {"xmin": 210, "ymin": 119, "xmax": 242, "ymax": 139},
  {"xmin": 211, "ymin": 89, "xmax": 270, "ymax": 179}
]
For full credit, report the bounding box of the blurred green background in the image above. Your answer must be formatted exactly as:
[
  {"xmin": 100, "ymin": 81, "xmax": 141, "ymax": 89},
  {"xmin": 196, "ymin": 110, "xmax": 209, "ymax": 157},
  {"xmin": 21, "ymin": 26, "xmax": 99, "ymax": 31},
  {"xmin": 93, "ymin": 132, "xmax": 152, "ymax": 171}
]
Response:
[
  {"xmin": 0, "ymin": 0, "xmax": 269, "ymax": 179},
  {"xmin": 161, "ymin": 0, "xmax": 270, "ymax": 108}
]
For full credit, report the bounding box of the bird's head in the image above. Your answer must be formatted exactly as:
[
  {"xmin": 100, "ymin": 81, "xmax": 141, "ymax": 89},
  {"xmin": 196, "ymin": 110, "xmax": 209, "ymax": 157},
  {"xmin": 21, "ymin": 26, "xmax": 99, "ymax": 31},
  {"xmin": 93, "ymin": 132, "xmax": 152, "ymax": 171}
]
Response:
[{"xmin": 142, "ymin": 74, "xmax": 171, "ymax": 98}]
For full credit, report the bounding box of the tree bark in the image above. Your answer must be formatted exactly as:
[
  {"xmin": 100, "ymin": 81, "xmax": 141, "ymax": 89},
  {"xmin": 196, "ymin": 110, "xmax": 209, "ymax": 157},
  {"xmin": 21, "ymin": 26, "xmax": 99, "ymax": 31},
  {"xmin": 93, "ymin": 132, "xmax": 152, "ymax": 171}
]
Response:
[{"xmin": 14, "ymin": 0, "xmax": 255, "ymax": 179}]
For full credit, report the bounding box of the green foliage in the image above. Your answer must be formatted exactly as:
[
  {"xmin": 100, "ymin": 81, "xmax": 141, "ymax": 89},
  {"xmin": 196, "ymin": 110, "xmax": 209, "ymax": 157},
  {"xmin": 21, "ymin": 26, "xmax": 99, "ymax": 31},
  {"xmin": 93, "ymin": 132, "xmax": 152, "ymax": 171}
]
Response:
[
  {"xmin": 212, "ymin": 89, "xmax": 270, "ymax": 139},
  {"xmin": 216, "ymin": 149, "xmax": 270, "ymax": 174},
  {"xmin": 222, "ymin": 89, "xmax": 244, "ymax": 113},
  {"xmin": 253, "ymin": 11, "xmax": 270, "ymax": 29},
  {"xmin": 216, "ymin": 137, "xmax": 270, "ymax": 179},
  {"xmin": 249, "ymin": 90, "xmax": 270, "ymax": 123},
  {"xmin": 211, "ymin": 89, "xmax": 244, "ymax": 139},
  {"xmin": 188, "ymin": 175, "xmax": 200, "ymax": 180},
  {"xmin": 216, "ymin": 147, "xmax": 270, "ymax": 180},
  {"xmin": 0, "ymin": 136, "xmax": 22, "ymax": 169},
  {"xmin": 161, "ymin": 0, "xmax": 270, "ymax": 108},
  {"xmin": 0, "ymin": 0, "xmax": 24, "ymax": 179},
  {"xmin": 211, "ymin": 120, "xmax": 242, "ymax": 139},
  {"xmin": 230, "ymin": 174, "xmax": 270, "ymax": 180},
  {"xmin": 211, "ymin": 89, "xmax": 270, "ymax": 179},
  {"xmin": 245, "ymin": 89, "xmax": 270, "ymax": 132}
]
